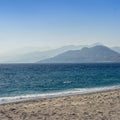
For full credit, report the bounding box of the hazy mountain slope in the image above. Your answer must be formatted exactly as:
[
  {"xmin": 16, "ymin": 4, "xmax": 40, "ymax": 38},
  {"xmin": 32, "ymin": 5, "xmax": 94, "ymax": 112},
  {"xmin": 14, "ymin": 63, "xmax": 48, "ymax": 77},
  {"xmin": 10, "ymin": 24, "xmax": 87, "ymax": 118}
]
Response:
[
  {"xmin": 0, "ymin": 45, "xmax": 85, "ymax": 63},
  {"xmin": 38, "ymin": 45, "xmax": 120, "ymax": 63},
  {"xmin": 111, "ymin": 47, "xmax": 120, "ymax": 53}
]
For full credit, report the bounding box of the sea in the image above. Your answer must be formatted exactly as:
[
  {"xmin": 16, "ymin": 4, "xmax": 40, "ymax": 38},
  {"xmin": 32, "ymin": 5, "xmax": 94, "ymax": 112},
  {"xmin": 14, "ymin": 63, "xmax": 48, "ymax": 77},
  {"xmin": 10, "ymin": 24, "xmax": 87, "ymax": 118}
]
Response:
[{"xmin": 0, "ymin": 63, "xmax": 120, "ymax": 104}]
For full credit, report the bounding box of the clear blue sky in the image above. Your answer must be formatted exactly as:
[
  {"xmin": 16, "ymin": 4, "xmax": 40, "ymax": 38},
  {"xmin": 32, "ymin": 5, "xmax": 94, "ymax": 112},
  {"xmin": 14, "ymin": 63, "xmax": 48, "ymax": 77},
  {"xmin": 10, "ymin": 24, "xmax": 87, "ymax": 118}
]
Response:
[{"xmin": 0, "ymin": 0, "xmax": 120, "ymax": 53}]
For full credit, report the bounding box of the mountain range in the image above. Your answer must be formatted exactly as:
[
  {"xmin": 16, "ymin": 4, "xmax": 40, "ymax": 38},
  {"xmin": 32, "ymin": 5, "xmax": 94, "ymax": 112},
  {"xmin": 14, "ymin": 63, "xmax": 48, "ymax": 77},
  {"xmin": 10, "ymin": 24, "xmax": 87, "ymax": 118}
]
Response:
[
  {"xmin": 38, "ymin": 45, "xmax": 120, "ymax": 63},
  {"xmin": 0, "ymin": 43, "xmax": 120, "ymax": 63},
  {"xmin": 0, "ymin": 45, "xmax": 86, "ymax": 63}
]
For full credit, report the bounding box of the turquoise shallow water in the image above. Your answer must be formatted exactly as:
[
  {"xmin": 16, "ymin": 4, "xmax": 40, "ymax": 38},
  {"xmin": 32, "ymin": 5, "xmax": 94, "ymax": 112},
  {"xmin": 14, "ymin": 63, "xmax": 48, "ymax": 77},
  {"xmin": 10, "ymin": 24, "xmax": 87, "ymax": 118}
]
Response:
[{"xmin": 0, "ymin": 63, "xmax": 120, "ymax": 104}]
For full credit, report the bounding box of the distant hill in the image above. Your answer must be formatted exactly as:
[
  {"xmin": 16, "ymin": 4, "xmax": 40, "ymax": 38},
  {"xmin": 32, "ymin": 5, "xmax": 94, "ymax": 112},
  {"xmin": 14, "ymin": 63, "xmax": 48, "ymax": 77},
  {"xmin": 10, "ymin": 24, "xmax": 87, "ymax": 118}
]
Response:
[
  {"xmin": 0, "ymin": 43, "xmax": 119, "ymax": 63},
  {"xmin": 0, "ymin": 45, "xmax": 85, "ymax": 63},
  {"xmin": 38, "ymin": 45, "xmax": 120, "ymax": 63}
]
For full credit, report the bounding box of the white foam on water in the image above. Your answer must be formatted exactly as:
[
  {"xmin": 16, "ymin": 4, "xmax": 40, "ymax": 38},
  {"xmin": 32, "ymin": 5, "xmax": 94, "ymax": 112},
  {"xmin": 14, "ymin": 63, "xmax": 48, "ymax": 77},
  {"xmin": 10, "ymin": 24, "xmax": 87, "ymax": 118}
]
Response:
[{"xmin": 0, "ymin": 85, "xmax": 120, "ymax": 104}]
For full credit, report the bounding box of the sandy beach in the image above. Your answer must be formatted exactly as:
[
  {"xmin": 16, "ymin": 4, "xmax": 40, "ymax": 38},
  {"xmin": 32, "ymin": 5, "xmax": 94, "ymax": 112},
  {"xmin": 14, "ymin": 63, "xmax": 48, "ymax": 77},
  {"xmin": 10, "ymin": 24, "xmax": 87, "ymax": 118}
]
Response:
[{"xmin": 0, "ymin": 89, "xmax": 120, "ymax": 120}]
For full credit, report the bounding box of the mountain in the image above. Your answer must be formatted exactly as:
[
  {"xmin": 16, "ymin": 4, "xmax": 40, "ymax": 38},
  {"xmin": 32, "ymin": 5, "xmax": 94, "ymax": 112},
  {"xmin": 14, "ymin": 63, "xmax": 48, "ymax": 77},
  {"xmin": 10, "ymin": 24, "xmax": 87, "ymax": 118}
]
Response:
[
  {"xmin": 0, "ymin": 45, "xmax": 85, "ymax": 63},
  {"xmin": 38, "ymin": 45, "xmax": 120, "ymax": 63},
  {"xmin": 0, "ymin": 43, "xmax": 116, "ymax": 63}
]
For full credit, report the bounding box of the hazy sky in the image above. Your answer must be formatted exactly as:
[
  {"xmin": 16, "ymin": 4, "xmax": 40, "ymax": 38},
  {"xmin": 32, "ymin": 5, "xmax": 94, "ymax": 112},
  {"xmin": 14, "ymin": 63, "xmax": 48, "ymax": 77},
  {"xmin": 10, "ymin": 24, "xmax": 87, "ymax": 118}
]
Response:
[{"xmin": 0, "ymin": 0, "xmax": 120, "ymax": 54}]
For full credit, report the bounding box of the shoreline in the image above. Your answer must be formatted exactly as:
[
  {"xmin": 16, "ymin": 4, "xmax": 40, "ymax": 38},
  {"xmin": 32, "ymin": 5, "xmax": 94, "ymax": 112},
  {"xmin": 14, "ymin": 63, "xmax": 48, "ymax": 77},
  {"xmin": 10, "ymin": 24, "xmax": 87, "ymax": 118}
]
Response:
[
  {"xmin": 0, "ymin": 85, "xmax": 120, "ymax": 105},
  {"xmin": 0, "ymin": 88, "xmax": 120, "ymax": 120}
]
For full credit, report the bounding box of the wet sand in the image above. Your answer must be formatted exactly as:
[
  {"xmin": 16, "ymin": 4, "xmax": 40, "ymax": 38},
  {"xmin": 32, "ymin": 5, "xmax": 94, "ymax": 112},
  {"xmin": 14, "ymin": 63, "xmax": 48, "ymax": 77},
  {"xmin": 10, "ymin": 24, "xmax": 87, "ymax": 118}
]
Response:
[{"xmin": 0, "ymin": 89, "xmax": 120, "ymax": 120}]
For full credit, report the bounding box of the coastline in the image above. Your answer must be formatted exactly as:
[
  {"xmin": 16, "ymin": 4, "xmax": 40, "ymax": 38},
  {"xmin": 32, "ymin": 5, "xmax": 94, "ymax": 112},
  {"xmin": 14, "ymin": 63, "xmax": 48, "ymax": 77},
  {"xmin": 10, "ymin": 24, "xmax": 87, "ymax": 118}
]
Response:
[
  {"xmin": 0, "ymin": 88, "xmax": 120, "ymax": 120},
  {"xmin": 0, "ymin": 85, "xmax": 120, "ymax": 105}
]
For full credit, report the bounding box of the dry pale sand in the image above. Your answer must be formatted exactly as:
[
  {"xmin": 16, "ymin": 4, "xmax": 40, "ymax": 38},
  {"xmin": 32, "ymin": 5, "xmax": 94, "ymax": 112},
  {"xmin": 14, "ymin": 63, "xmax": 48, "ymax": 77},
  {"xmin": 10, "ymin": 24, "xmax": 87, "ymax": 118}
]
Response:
[{"xmin": 0, "ymin": 89, "xmax": 120, "ymax": 120}]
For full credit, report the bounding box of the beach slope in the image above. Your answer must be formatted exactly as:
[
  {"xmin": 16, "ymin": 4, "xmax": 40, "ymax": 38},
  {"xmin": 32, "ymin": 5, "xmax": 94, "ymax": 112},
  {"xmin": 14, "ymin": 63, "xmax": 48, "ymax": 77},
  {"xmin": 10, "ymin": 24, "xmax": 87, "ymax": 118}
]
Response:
[{"xmin": 0, "ymin": 89, "xmax": 120, "ymax": 120}]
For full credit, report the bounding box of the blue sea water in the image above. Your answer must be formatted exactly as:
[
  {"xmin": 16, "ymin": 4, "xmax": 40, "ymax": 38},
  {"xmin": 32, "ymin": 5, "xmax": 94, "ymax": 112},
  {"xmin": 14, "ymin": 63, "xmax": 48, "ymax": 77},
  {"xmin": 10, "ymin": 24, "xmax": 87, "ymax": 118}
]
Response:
[{"xmin": 0, "ymin": 63, "xmax": 120, "ymax": 104}]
